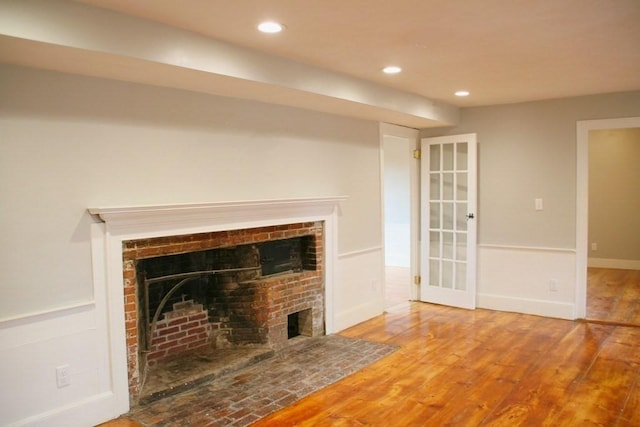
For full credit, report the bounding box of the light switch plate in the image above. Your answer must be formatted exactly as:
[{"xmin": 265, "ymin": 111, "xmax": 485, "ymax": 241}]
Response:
[{"xmin": 535, "ymin": 198, "xmax": 543, "ymax": 211}]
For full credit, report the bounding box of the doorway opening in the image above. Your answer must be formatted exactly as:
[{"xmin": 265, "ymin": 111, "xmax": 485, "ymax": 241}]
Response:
[
  {"xmin": 576, "ymin": 117, "xmax": 640, "ymax": 323},
  {"xmin": 586, "ymin": 126, "xmax": 640, "ymax": 324},
  {"xmin": 381, "ymin": 124, "xmax": 419, "ymax": 308}
]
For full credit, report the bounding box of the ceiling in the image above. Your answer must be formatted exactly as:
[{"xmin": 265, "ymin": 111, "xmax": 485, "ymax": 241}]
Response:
[{"xmin": 1, "ymin": 0, "xmax": 639, "ymax": 128}]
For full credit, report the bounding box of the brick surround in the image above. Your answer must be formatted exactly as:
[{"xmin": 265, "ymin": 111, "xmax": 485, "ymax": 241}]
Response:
[{"xmin": 122, "ymin": 222, "xmax": 324, "ymax": 405}]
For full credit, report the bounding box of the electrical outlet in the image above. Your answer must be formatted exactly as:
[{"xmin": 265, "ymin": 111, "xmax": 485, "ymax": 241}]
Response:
[
  {"xmin": 591, "ymin": 242, "xmax": 598, "ymax": 251},
  {"xmin": 56, "ymin": 364, "xmax": 71, "ymax": 388},
  {"xmin": 549, "ymin": 279, "xmax": 559, "ymax": 292}
]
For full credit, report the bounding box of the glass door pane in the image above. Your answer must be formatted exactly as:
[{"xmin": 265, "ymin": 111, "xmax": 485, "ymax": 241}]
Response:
[
  {"xmin": 421, "ymin": 133, "xmax": 476, "ymax": 309},
  {"xmin": 427, "ymin": 140, "xmax": 470, "ymax": 292}
]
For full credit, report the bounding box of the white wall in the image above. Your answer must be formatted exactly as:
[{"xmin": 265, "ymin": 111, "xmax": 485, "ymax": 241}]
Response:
[
  {"xmin": 383, "ymin": 135, "xmax": 411, "ymax": 267},
  {"xmin": 0, "ymin": 65, "xmax": 384, "ymax": 426},
  {"xmin": 422, "ymin": 91, "xmax": 640, "ymax": 318}
]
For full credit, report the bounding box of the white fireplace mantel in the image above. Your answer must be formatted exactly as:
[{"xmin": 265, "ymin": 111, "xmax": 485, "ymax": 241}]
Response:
[
  {"xmin": 89, "ymin": 197, "xmax": 347, "ymax": 237},
  {"xmin": 89, "ymin": 196, "xmax": 345, "ymax": 414}
]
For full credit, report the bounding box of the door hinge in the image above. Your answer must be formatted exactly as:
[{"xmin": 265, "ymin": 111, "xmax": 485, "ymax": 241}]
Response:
[
  {"xmin": 413, "ymin": 149, "xmax": 421, "ymax": 160},
  {"xmin": 414, "ymin": 275, "xmax": 421, "ymax": 285}
]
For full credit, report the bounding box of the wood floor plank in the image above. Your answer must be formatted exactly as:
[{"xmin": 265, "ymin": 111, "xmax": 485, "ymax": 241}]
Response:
[
  {"xmin": 440, "ymin": 319, "xmax": 575, "ymax": 426},
  {"xmin": 385, "ymin": 266, "xmax": 412, "ymax": 308},
  {"xmin": 620, "ymin": 375, "xmax": 640, "ymax": 425},
  {"xmin": 588, "ymin": 267, "xmax": 640, "ymax": 324},
  {"xmin": 598, "ymin": 327, "xmax": 640, "ymax": 364},
  {"xmin": 482, "ymin": 323, "xmax": 613, "ymax": 426}
]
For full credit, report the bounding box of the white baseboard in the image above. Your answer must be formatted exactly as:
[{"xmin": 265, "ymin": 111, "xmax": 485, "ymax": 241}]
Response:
[
  {"xmin": 478, "ymin": 293, "xmax": 575, "ymax": 320},
  {"xmin": 8, "ymin": 392, "xmax": 118, "ymax": 427},
  {"xmin": 333, "ymin": 300, "xmax": 385, "ymax": 332},
  {"xmin": 588, "ymin": 258, "xmax": 640, "ymax": 270}
]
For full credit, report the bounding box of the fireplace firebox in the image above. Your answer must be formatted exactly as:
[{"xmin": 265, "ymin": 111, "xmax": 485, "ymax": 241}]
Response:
[{"xmin": 122, "ymin": 222, "xmax": 325, "ymax": 404}]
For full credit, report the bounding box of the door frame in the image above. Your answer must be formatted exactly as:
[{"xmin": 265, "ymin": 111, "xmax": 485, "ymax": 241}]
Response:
[
  {"xmin": 575, "ymin": 116, "xmax": 640, "ymax": 318},
  {"xmin": 380, "ymin": 123, "xmax": 420, "ymax": 301}
]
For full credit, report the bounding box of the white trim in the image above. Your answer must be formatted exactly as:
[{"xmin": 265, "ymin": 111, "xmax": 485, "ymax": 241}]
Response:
[
  {"xmin": 576, "ymin": 117, "xmax": 640, "ymax": 319},
  {"xmin": 379, "ymin": 122, "xmax": 419, "ymax": 136},
  {"xmin": 5, "ymin": 391, "xmax": 117, "ymax": 427},
  {"xmin": 0, "ymin": 301, "xmax": 94, "ymax": 328},
  {"xmin": 479, "ymin": 244, "xmax": 576, "ymax": 254},
  {"xmin": 338, "ymin": 246, "xmax": 383, "ymax": 259},
  {"xmin": 90, "ymin": 197, "xmax": 345, "ymax": 411},
  {"xmin": 88, "ymin": 196, "xmax": 347, "ymax": 217},
  {"xmin": 478, "ymin": 293, "xmax": 575, "ymax": 320},
  {"xmin": 334, "ymin": 300, "xmax": 383, "ymax": 332},
  {"xmin": 588, "ymin": 258, "xmax": 640, "ymax": 270},
  {"xmin": 89, "ymin": 197, "xmax": 348, "ymax": 232}
]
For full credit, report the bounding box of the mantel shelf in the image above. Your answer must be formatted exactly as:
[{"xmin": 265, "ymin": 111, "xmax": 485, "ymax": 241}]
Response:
[{"xmin": 88, "ymin": 197, "xmax": 348, "ymax": 227}]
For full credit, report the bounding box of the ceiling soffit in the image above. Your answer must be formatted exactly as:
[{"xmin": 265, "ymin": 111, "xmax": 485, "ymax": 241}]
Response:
[{"xmin": 0, "ymin": 0, "xmax": 458, "ymax": 128}]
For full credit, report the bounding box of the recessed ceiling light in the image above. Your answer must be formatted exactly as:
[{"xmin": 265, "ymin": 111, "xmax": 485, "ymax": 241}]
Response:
[
  {"xmin": 455, "ymin": 90, "xmax": 470, "ymax": 97},
  {"xmin": 258, "ymin": 21, "xmax": 284, "ymax": 33},
  {"xmin": 382, "ymin": 66, "xmax": 402, "ymax": 74}
]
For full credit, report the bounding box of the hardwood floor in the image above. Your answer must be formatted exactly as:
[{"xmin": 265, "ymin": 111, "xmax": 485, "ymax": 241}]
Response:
[
  {"xmin": 254, "ymin": 303, "xmax": 640, "ymax": 426},
  {"xmin": 385, "ymin": 266, "xmax": 412, "ymax": 308},
  {"xmin": 588, "ymin": 267, "xmax": 640, "ymax": 325},
  {"xmin": 101, "ymin": 269, "xmax": 640, "ymax": 426}
]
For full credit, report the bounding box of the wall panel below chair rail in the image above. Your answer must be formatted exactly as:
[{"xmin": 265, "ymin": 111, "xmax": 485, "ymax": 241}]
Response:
[
  {"xmin": 335, "ymin": 246, "xmax": 385, "ymax": 332},
  {"xmin": 0, "ymin": 303, "xmax": 122, "ymax": 427},
  {"xmin": 477, "ymin": 244, "xmax": 577, "ymax": 319}
]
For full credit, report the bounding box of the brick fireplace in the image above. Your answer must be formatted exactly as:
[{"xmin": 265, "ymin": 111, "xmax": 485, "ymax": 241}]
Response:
[
  {"xmin": 89, "ymin": 198, "xmax": 342, "ymax": 413},
  {"xmin": 122, "ymin": 222, "xmax": 324, "ymax": 403}
]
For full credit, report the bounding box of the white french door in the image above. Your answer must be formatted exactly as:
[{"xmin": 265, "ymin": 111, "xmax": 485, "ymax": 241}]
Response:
[{"xmin": 419, "ymin": 134, "xmax": 477, "ymax": 309}]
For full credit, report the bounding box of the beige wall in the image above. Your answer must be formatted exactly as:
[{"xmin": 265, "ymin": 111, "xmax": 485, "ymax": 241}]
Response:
[
  {"xmin": 0, "ymin": 65, "xmax": 382, "ymax": 318},
  {"xmin": 422, "ymin": 92, "xmax": 640, "ymax": 249},
  {"xmin": 589, "ymin": 128, "xmax": 640, "ymax": 261},
  {"xmin": 421, "ymin": 92, "xmax": 640, "ymax": 318}
]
